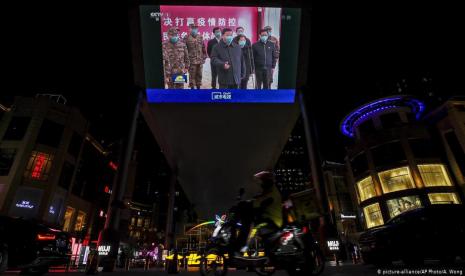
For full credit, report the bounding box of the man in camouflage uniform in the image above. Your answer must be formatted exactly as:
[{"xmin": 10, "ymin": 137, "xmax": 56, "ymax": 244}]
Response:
[
  {"xmin": 163, "ymin": 27, "xmax": 189, "ymax": 89},
  {"xmin": 184, "ymin": 23, "xmax": 207, "ymax": 89}
]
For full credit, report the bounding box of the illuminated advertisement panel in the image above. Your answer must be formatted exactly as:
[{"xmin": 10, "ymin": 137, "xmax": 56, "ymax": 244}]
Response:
[{"xmin": 139, "ymin": 5, "xmax": 301, "ymax": 103}]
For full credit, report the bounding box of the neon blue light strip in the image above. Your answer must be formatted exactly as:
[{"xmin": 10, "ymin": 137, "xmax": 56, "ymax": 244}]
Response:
[
  {"xmin": 146, "ymin": 89, "xmax": 296, "ymax": 103},
  {"xmin": 341, "ymin": 96, "xmax": 425, "ymax": 137}
]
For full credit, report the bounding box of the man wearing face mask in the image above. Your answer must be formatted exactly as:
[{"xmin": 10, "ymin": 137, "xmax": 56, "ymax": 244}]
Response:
[
  {"xmin": 235, "ymin": 27, "xmax": 251, "ymax": 48},
  {"xmin": 184, "ymin": 23, "xmax": 207, "ymax": 89},
  {"xmin": 264, "ymin": 26, "xmax": 280, "ymax": 86},
  {"xmin": 162, "ymin": 27, "xmax": 189, "ymax": 89},
  {"xmin": 207, "ymin": 27, "xmax": 222, "ymax": 89},
  {"xmin": 234, "ymin": 34, "xmax": 254, "ymax": 89},
  {"xmin": 211, "ymin": 28, "xmax": 246, "ymax": 89},
  {"xmin": 252, "ymin": 29, "xmax": 277, "ymax": 89}
]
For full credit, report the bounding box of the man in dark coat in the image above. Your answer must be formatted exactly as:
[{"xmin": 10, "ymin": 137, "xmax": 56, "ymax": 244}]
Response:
[
  {"xmin": 252, "ymin": 29, "xmax": 278, "ymax": 89},
  {"xmin": 234, "ymin": 34, "xmax": 254, "ymax": 89},
  {"xmin": 210, "ymin": 28, "xmax": 246, "ymax": 89},
  {"xmin": 207, "ymin": 27, "xmax": 222, "ymax": 88}
]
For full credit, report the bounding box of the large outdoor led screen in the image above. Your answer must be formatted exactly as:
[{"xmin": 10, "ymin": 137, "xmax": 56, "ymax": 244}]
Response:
[{"xmin": 139, "ymin": 5, "xmax": 301, "ymax": 103}]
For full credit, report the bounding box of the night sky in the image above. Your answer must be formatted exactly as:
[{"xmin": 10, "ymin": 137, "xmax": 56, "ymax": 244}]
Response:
[{"xmin": 1, "ymin": 1, "xmax": 464, "ymax": 161}]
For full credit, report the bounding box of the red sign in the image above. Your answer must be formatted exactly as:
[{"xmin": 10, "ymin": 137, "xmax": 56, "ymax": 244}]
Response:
[
  {"xmin": 160, "ymin": 6, "xmax": 259, "ymax": 43},
  {"xmin": 109, "ymin": 161, "xmax": 118, "ymax": 171},
  {"xmin": 31, "ymin": 153, "xmax": 47, "ymax": 179}
]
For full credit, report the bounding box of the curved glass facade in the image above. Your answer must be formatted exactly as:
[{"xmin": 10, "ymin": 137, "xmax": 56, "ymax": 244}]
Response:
[
  {"xmin": 418, "ymin": 164, "xmax": 452, "ymax": 187},
  {"xmin": 386, "ymin": 195, "xmax": 422, "ymax": 219},
  {"xmin": 363, "ymin": 203, "xmax": 384, "ymax": 228},
  {"xmin": 428, "ymin": 193, "xmax": 460, "ymax": 204},
  {"xmin": 378, "ymin": 167, "xmax": 415, "ymax": 194},
  {"xmin": 356, "ymin": 176, "xmax": 376, "ymax": 202}
]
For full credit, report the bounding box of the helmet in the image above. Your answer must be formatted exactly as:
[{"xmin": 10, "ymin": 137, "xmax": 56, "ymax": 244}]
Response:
[
  {"xmin": 254, "ymin": 170, "xmax": 274, "ymax": 181},
  {"xmin": 253, "ymin": 171, "xmax": 275, "ymax": 189}
]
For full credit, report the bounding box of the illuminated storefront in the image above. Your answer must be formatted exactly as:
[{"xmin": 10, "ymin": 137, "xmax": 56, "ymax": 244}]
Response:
[
  {"xmin": 63, "ymin": 206, "xmax": 75, "ymax": 232},
  {"xmin": 25, "ymin": 151, "xmax": 54, "ymax": 181},
  {"xmin": 342, "ymin": 96, "xmax": 464, "ymax": 229},
  {"xmin": 428, "ymin": 193, "xmax": 460, "ymax": 204},
  {"xmin": 363, "ymin": 203, "xmax": 384, "ymax": 228},
  {"xmin": 378, "ymin": 167, "xmax": 415, "ymax": 194},
  {"xmin": 418, "ymin": 164, "xmax": 452, "ymax": 187},
  {"xmin": 357, "ymin": 176, "xmax": 376, "ymax": 202},
  {"xmin": 386, "ymin": 195, "xmax": 422, "ymax": 218},
  {"xmin": 74, "ymin": 211, "xmax": 87, "ymax": 232}
]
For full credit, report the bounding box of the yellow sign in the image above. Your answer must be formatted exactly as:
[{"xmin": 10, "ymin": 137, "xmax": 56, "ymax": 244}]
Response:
[{"xmin": 164, "ymin": 251, "xmax": 264, "ymax": 266}]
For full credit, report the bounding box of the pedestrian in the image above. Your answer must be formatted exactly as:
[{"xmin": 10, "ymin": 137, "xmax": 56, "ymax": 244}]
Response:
[
  {"xmin": 184, "ymin": 23, "xmax": 207, "ymax": 89},
  {"xmin": 207, "ymin": 27, "xmax": 222, "ymax": 88},
  {"xmin": 162, "ymin": 27, "xmax": 189, "ymax": 89},
  {"xmin": 85, "ymin": 248, "xmax": 98, "ymax": 275},
  {"xmin": 210, "ymin": 28, "xmax": 245, "ymax": 89},
  {"xmin": 252, "ymin": 29, "xmax": 277, "ymax": 89}
]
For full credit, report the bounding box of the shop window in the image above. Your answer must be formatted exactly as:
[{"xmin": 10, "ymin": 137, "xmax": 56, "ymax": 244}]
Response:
[
  {"xmin": 428, "ymin": 193, "xmax": 461, "ymax": 204},
  {"xmin": 386, "ymin": 195, "xmax": 422, "ymax": 219},
  {"xmin": 363, "ymin": 203, "xmax": 384, "ymax": 228},
  {"xmin": 418, "ymin": 164, "xmax": 452, "ymax": 187},
  {"xmin": 137, "ymin": 218, "xmax": 143, "ymax": 227},
  {"xmin": 36, "ymin": 119, "xmax": 64, "ymax": 148},
  {"xmin": 2, "ymin": 117, "xmax": 30, "ymax": 141},
  {"xmin": 24, "ymin": 151, "xmax": 54, "ymax": 181},
  {"xmin": 144, "ymin": 218, "xmax": 150, "ymax": 228},
  {"xmin": 63, "ymin": 206, "xmax": 75, "ymax": 232},
  {"xmin": 8, "ymin": 187, "xmax": 43, "ymax": 219},
  {"xmin": 372, "ymin": 141, "xmax": 405, "ymax": 167},
  {"xmin": 74, "ymin": 211, "xmax": 87, "ymax": 232},
  {"xmin": 0, "ymin": 148, "xmax": 17, "ymax": 176},
  {"xmin": 378, "ymin": 167, "xmax": 415, "ymax": 194},
  {"xmin": 356, "ymin": 176, "xmax": 377, "ymax": 202},
  {"xmin": 131, "ymin": 217, "xmax": 135, "ymax": 226}
]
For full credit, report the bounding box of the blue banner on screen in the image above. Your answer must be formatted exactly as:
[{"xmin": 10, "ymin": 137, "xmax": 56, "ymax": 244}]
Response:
[{"xmin": 146, "ymin": 89, "xmax": 296, "ymax": 103}]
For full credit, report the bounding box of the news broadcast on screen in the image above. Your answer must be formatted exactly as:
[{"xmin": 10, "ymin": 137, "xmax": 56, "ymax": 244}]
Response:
[{"xmin": 139, "ymin": 5, "xmax": 301, "ymax": 103}]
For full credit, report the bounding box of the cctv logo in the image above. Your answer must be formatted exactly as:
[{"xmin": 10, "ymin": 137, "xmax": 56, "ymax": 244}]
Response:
[
  {"xmin": 150, "ymin": 12, "xmax": 164, "ymax": 21},
  {"xmin": 212, "ymin": 92, "xmax": 232, "ymax": 100}
]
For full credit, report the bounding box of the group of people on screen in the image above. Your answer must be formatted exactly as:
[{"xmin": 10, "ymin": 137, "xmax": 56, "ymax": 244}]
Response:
[{"xmin": 163, "ymin": 24, "xmax": 279, "ymax": 89}]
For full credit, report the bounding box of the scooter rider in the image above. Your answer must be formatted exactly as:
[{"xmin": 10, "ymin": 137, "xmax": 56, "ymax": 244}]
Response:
[{"xmin": 233, "ymin": 171, "xmax": 283, "ymax": 257}]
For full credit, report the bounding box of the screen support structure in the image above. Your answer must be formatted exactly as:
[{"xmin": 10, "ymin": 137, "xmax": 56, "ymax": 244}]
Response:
[
  {"xmin": 297, "ymin": 89, "xmax": 329, "ymax": 221},
  {"xmin": 98, "ymin": 91, "xmax": 143, "ymax": 272}
]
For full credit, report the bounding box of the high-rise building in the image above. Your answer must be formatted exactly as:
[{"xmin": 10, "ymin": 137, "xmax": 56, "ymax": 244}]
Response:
[
  {"xmin": 274, "ymin": 117, "xmax": 311, "ymax": 197},
  {"xmin": 341, "ymin": 95, "xmax": 463, "ymax": 230}
]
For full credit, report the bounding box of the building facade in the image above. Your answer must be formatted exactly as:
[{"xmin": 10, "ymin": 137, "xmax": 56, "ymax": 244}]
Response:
[
  {"xmin": 0, "ymin": 95, "xmax": 116, "ymax": 242},
  {"xmin": 427, "ymin": 98, "xmax": 465, "ymax": 196},
  {"xmin": 322, "ymin": 161, "xmax": 359, "ymax": 239},
  {"xmin": 341, "ymin": 95, "xmax": 463, "ymax": 229}
]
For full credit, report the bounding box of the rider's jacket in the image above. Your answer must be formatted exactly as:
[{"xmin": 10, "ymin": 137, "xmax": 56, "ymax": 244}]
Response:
[{"xmin": 253, "ymin": 184, "xmax": 283, "ymax": 228}]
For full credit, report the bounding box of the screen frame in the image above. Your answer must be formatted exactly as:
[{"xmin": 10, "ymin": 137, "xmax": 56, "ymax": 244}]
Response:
[{"xmin": 129, "ymin": 0, "xmax": 310, "ymax": 102}]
